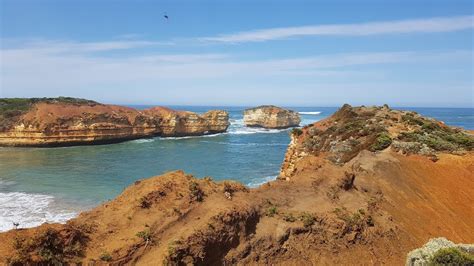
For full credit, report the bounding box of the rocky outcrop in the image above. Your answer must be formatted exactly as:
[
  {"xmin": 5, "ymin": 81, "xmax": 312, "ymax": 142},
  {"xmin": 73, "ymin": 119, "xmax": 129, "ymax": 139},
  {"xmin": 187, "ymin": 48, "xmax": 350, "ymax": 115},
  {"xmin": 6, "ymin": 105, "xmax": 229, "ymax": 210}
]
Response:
[
  {"xmin": 0, "ymin": 98, "xmax": 229, "ymax": 147},
  {"xmin": 406, "ymin": 238, "xmax": 474, "ymax": 265},
  {"xmin": 243, "ymin": 105, "xmax": 300, "ymax": 129},
  {"xmin": 279, "ymin": 104, "xmax": 474, "ymax": 179},
  {"xmin": 1, "ymin": 105, "xmax": 473, "ymax": 265}
]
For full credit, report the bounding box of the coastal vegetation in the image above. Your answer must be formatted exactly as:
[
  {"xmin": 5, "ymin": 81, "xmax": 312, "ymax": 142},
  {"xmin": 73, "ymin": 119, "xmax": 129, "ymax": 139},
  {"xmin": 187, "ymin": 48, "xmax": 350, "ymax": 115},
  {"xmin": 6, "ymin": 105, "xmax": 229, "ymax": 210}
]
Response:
[
  {"xmin": 6, "ymin": 224, "xmax": 90, "ymax": 265},
  {"xmin": 188, "ymin": 181, "xmax": 204, "ymax": 202},
  {"xmin": 370, "ymin": 132, "xmax": 392, "ymax": 151},
  {"xmin": 429, "ymin": 247, "xmax": 474, "ymax": 265},
  {"xmin": 295, "ymin": 104, "xmax": 474, "ymax": 164},
  {"xmin": 0, "ymin": 97, "xmax": 96, "ymax": 130}
]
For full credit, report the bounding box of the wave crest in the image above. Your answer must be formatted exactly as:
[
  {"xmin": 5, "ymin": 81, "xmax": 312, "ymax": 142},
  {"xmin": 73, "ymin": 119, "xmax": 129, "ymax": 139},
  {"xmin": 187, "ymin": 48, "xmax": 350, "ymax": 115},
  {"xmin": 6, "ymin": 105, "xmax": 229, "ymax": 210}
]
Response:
[
  {"xmin": 0, "ymin": 192, "xmax": 77, "ymax": 232},
  {"xmin": 299, "ymin": 111, "xmax": 322, "ymax": 115}
]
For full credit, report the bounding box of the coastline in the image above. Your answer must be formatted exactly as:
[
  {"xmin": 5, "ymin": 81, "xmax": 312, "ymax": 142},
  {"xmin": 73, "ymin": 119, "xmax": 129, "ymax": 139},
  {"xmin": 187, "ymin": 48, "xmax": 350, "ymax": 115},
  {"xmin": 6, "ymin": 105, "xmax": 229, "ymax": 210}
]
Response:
[{"xmin": 0, "ymin": 106, "xmax": 473, "ymax": 233}]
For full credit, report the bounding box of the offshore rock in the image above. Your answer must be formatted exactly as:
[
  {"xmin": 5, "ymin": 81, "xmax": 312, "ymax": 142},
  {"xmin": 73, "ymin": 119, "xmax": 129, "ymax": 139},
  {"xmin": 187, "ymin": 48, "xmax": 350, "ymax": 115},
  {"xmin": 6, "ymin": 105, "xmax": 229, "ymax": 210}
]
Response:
[{"xmin": 243, "ymin": 105, "xmax": 300, "ymax": 129}]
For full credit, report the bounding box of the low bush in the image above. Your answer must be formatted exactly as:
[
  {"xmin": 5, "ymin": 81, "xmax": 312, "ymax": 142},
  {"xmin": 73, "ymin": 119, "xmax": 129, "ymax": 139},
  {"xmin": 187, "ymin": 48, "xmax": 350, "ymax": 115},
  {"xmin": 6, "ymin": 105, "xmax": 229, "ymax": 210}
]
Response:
[
  {"xmin": 429, "ymin": 247, "xmax": 474, "ymax": 265},
  {"xmin": 136, "ymin": 229, "xmax": 152, "ymax": 242},
  {"xmin": 266, "ymin": 206, "xmax": 278, "ymax": 217},
  {"xmin": 283, "ymin": 213, "xmax": 296, "ymax": 222},
  {"xmin": 189, "ymin": 181, "xmax": 204, "ymax": 202},
  {"xmin": 370, "ymin": 132, "xmax": 392, "ymax": 151},
  {"xmin": 291, "ymin": 128, "xmax": 303, "ymax": 137},
  {"xmin": 139, "ymin": 196, "xmax": 151, "ymax": 208},
  {"xmin": 99, "ymin": 252, "xmax": 112, "ymax": 262},
  {"xmin": 300, "ymin": 213, "xmax": 315, "ymax": 228}
]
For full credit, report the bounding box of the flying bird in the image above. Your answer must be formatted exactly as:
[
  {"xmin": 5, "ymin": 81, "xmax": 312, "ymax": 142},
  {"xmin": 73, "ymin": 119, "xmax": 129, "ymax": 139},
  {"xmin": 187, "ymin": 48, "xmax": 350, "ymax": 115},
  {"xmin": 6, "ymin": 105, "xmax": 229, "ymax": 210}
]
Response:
[{"xmin": 164, "ymin": 13, "xmax": 169, "ymax": 21}]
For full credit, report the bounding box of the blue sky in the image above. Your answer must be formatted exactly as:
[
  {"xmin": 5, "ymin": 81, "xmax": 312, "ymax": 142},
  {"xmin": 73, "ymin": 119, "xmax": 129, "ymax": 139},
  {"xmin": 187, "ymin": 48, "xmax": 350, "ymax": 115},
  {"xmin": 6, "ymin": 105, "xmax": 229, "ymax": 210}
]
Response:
[{"xmin": 1, "ymin": 0, "xmax": 473, "ymax": 107}]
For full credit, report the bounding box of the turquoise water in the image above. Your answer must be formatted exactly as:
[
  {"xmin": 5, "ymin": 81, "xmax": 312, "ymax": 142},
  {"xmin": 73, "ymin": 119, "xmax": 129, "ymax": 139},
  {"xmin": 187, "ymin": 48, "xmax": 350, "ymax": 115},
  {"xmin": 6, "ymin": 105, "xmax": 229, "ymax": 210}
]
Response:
[{"xmin": 0, "ymin": 106, "xmax": 472, "ymax": 231}]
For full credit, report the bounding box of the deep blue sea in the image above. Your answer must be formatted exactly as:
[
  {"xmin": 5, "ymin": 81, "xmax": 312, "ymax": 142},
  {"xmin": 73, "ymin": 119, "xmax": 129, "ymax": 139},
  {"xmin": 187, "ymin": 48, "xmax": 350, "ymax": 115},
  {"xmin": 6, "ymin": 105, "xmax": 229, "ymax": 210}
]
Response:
[{"xmin": 0, "ymin": 106, "xmax": 472, "ymax": 231}]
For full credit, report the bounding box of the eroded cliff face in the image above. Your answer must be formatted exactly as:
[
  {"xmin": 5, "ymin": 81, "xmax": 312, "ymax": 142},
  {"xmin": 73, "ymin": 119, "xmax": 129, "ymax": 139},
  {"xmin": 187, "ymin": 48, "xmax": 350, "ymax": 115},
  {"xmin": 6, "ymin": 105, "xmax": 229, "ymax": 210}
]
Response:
[
  {"xmin": 1, "ymin": 105, "xmax": 473, "ymax": 265},
  {"xmin": 243, "ymin": 105, "xmax": 300, "ymax": 129},
  {"xmin": 0, "ymin": 98, "xmax": 229, "ymax": 147}
]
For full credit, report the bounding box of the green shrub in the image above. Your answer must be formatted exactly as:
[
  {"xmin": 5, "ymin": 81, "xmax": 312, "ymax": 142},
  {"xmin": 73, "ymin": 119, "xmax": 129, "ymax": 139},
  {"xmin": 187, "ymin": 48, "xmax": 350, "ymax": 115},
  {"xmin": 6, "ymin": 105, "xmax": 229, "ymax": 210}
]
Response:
[
  {"xmin": 300, "ymin": 213, "xmax": 315, "ymax": 228},
  {"xmin": 421, "ymin": 121, "xmax": 441, "ymax": 132},
  {"xmin": 366, "ymin": 215, "xmax": 375, "ymax": 226},
  {"xmin": 429, "ymin": 247, "xmax": 474, "ymax": 265},
  {"xmin": 402, "ymin": 113, "xmax": 424, "ymax": 126},
  {"xmin": 99, "ymin": 252, "xmax": 112, "ymax": 262},
  {"xmin": 291, "ymin": 128, "xmax": 303, "ymax": 137},
  {"xmin": 266, "ymin": 206, "xmax": 278, "ymax": 217},
  {"xmin": 370, "ymin": 132, "xmax": 392, "ymax": 151},
  {"xmin": 419, "ymin": 134, "xmax": 457, "ymax": 151},
  {"xmin": 136, "ymin": 229, "xmax": 152, "ymax": 242},
  {"xmin": 283, "ymin": 213, "xmax": 296, "ymax": 222},
  {"xmin": 189, "ymin": 181, "xmax": 204, "ymax": 202},
  {"xmin": 139, "ymin": 196, "xmax": 151, "ymax": 208},
  {"xmin": 36, "ymin": 229, "xmax": 65, "ymax": 263},
  {"xmin": 444, "ymin": 132, "xmax": 474, "ymax": 150}
]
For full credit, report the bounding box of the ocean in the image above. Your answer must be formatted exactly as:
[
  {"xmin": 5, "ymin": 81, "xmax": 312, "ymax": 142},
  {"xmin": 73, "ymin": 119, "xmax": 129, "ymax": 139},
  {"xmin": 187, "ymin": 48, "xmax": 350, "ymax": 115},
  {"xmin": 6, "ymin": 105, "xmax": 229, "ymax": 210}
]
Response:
[{"xmin": 0, "ymin": 106, "xmax": 472, "ymax": 231}]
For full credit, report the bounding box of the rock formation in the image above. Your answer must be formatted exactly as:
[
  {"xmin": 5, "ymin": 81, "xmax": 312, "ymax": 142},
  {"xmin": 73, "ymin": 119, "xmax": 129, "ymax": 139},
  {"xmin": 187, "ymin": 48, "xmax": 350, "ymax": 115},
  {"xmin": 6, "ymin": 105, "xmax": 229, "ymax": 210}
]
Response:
[
  {"xmin": 406, "ymin": 237, "xmax": 474, "ymax": 265},
  {"xmin": 243, "ymin": 105, "xmax": 300, "ymax": 129},
  {"xmin": 0, "ymin": 97, "xmax": 229, "ymax": 147},
  {"xmin": 0, "ymin": 104, "xmax": 473, "ymax": 265}
]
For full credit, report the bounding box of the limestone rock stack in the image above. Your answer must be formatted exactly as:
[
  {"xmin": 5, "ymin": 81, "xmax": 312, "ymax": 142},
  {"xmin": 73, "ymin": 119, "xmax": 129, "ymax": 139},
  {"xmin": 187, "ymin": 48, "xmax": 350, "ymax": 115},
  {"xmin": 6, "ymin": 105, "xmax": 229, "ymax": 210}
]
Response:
[{"xmin": 243, "ymin": 105, "xmax": 300, "ymax": 129}]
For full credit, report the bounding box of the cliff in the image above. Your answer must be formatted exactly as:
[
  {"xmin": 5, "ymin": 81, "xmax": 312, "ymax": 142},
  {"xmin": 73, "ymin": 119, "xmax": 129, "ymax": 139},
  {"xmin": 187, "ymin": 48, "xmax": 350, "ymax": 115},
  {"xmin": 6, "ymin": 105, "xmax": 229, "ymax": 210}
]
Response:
[
  {"xmin": 0, "ymin": 98, "xmax": 229, "ymax": 147},
  {"xmin": 1, "ymin": 105, "xmax": 473, "ymax": 265},
  {"xmin": 243, "ymin": 105, "xmax": 300, "ymax": 129}
]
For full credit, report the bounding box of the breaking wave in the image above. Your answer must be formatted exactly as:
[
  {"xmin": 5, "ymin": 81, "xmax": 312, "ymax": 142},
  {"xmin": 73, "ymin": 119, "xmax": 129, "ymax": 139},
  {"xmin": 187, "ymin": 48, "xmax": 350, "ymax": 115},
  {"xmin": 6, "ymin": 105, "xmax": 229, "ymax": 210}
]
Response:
[
  {"xmin": 0, "ymin": 191, "xmax": 77, "ymax": 232},
  {"xmin": 247, "ymin": 175, "xmax": 278, "ymax": 188},
  {"xmin": 299, "ymin": 111, "xmax": 322, "ymax": 115}
]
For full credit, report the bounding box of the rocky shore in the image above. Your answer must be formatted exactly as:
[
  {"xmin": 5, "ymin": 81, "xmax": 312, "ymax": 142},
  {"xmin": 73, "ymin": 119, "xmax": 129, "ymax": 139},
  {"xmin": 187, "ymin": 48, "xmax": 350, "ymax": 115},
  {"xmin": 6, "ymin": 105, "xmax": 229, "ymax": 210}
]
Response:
[
  {"xmin": 0, "ymin": 98, "xmax": 229, "ymax": 147},
  {"xmin": 243, "ymin": 105, "xmax": 300, "ymax": 129},
  {"xmin": 0, "ymin": 104, "xmax": 473, "ymax": 265}
]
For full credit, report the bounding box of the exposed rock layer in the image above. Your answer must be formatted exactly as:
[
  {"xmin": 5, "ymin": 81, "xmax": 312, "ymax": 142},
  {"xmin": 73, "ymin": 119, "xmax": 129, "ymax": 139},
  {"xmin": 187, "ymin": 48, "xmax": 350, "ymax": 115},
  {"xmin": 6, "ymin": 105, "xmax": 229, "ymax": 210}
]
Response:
[
  {"xmin": 0, "ymin": 98, "xmax": 229, "ymax": 147},
  {"xmin": 243, "ymin": 105, "xmax": 300, "ymax": 129},
  {"xmin": 0, "ymin": 105, "xmax": 473, "ymax": 265}
]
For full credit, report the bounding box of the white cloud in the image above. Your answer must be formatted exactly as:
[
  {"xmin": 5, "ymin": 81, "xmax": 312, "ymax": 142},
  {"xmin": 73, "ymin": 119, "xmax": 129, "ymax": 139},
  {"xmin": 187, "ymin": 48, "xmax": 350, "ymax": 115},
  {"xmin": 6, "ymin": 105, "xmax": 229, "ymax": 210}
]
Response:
[
  {"xmin": 1, "ymin": 39, "xmax": 173, "ymax": 55},
  {"xmin": 201, "ymin": 15, "xmax": 474, "ymax": 43}
]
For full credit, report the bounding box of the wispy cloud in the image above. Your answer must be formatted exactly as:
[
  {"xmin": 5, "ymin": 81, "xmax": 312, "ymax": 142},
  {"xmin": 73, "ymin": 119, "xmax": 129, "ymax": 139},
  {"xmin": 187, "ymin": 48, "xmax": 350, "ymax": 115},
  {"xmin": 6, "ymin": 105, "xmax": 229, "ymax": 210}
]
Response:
[
  {"xmin": 2, "ymin": 39, "xmax": 173, "ymax": 54},
  {"xmin": 201, "ymin": 15, "xmax": 474, "ymax": 43}
]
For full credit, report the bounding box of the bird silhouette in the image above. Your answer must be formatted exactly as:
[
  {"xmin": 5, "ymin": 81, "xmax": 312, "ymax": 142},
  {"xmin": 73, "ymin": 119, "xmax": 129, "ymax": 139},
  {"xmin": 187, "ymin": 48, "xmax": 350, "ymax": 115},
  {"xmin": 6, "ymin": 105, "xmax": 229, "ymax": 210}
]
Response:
[{"xmin": 164, "ymin": 13, "xmax": 169, "ymax": 21}]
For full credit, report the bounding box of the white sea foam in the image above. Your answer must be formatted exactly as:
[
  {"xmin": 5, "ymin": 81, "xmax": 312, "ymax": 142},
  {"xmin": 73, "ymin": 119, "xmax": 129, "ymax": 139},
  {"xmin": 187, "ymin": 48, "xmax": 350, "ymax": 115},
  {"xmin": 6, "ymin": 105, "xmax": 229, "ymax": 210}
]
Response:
[
  {"xmin": 247, "ymin": 175, "xmax": 278, "ymax": 188},
  {"xmin": 299, "ymin": 111, "xmax": 322, "ymax": 115},
  {"xmin": 130, "ymin": 138, "xmax": 155, "ymax": 144},
  {"xmin": 0, "ymin": 191, "xmax": 77, "ymax": 232},
  {"xmin": 228, "ymin": 119, "xmax": 289, "ymax": 135},
  {"xmin": 128, "ymin": 117, "xmax": 291, "ymax": 144},
  {"xmin": 199, "ymin": 141, "xmax": 287, "ymax": 146},
  {"xmin": 228, "ymin": 128, "xmax": 287, "ymax": 135},
  {"xmin": 158, "ymin": 133, "xmax": 226, "ymax": 140}
]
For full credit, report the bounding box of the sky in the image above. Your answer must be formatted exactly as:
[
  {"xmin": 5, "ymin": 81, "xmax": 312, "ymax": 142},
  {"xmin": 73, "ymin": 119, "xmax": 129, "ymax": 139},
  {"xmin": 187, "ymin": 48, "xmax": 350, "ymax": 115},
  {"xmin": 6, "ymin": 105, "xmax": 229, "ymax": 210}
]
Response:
[{"xmin": 0, "ymin": 0, "xmax": 473, "ymax": 107}]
